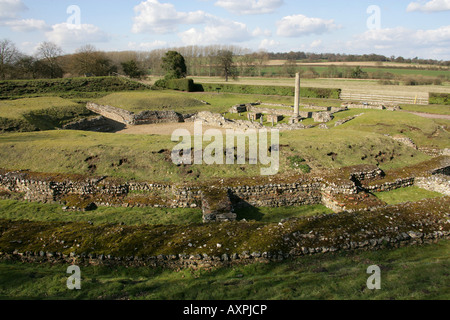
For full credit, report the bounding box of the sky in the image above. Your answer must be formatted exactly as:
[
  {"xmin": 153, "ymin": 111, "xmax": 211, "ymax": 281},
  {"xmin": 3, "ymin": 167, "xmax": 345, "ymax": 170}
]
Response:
[{"xmin": 0, "ymin": 0, "xmax": 449, "ymax": 60}]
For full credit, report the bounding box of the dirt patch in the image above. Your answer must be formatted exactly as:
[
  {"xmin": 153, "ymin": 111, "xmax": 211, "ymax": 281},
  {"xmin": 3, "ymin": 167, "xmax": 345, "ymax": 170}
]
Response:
[
  {"xmin": 116, "ymin": 123, "xmax": 228, "ymax": 136},
  {"xmin": 404, "ymin": 111, "xmax": 450, "ymax": 120}
]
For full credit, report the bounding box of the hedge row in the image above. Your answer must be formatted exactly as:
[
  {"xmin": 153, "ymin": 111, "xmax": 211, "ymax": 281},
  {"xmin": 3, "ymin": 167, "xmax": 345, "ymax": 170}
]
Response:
[
  {"xmin": 0, "ymin": 77, "xmax": 149, "ymax": 97},
  {"xmin": 197, "ymin": 83, "xmax": 341, "ymax": 99},
  {"xmin": 429, "ymin": 93, "xmax": 450, "ymax": 105},
  {"xmin": 153, "ymin": 78, "xmax": 196, "ymax": 92}
]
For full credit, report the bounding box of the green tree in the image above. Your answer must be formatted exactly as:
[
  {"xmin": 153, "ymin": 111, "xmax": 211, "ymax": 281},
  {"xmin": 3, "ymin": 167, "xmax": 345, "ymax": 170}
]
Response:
[
  {"xmin": 283, "ymin": 59, "xmax": 297, "ymax": 77},
  {"xmin": 351, "ymin": 66, "xmax": 368, "ymax": 79},
  {"xmin": 121, "ymin": 60, "xmax": 144, "ymax": 79},
  {"xmin": 216, "ymin": 50, "xmax": 238, "ymax": 82},
  {"xmin": 161, "ymin": 51, "xmax": 187, "ymax": 79}
]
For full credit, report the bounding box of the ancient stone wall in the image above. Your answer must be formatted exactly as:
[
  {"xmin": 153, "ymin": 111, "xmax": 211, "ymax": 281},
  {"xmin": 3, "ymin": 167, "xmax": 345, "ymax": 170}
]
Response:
[
  {"xmin": 63, "ymin": 116, "xmax": 117, "ymax": 132},
  {"xmin": 86, "ymin": 102, "xmax": 184, "ymax": 126},
  {"xmin": 229, "ymin": 182, "xmax": 323, "ymax": 208},
  {"xmin": 415, "ymin": 175, "xmax": 450, "ymax": 196},
  {"xmin": 133, "ymin": 110, "xmax": 184, "ymax": 125},
  {"xmin": 2, "ymin": 224, "xmax": 448, "ymax": 270},
  {"xmin": 86, "ymin": 102, "xmax": 135, "ymax": 125},
  {"xmin": 0, "ymin": 158, "xmax": 448, "ymax": 216}
]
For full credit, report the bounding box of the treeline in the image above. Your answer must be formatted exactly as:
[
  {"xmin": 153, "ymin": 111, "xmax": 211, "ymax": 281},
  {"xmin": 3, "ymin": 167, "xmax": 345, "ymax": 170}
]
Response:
[
  {"xmin": 1, "ymin": 38, "xmax": 449, "ymax": 82},
  {"xmin": 268, "ymin": 51, "xmax": 450, "ymax": 67}
]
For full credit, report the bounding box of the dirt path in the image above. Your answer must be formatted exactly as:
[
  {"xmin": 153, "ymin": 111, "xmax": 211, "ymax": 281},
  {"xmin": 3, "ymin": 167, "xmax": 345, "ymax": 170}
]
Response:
[
  {"xmin": 116, "ymin": 122, "xmax": 227, "ymax": 135},
  {"xmin": 403, "ymin": 111, "xmax": 450, "ymax": 120}
]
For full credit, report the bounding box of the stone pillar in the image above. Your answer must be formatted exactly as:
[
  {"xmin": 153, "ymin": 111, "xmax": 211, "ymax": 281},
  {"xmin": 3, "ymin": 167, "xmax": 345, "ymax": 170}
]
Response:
[{"xmin": 294, "ymin": 72, "xmax": 300, "ymax": 117}]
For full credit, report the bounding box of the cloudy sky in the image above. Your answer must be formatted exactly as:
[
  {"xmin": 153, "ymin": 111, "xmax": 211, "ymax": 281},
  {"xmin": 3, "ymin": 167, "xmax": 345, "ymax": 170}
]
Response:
[{"xmin": 0, "ymin": 0, "xmax": 449, "ymax": 59}]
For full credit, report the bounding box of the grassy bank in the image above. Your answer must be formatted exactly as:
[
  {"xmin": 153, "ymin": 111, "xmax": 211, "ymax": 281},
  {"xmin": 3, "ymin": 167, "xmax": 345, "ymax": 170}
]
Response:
[
  {"xmin": 0, "ymin": 77, "xmax": 149, "ymax": 98},
  {"xmin": 0, "ymin": 128, "xmax": 431, "ymax": 182},
  {"xmin": 0, "ymin": 240, "xmax": 448, "ymax": 300},
  {"xmin": 374, "ymin": 186, "xmax": 444, "ymax": 205}
]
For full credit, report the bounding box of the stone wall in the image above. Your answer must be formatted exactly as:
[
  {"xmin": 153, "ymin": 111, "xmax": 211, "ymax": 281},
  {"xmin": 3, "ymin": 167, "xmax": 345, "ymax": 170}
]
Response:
[
  {"xmin": 342, "ymin": 102, "xmax": 400, "ymax": 111},
  {"xmin": 86, "ymin": 102, "xmax": 184, "ymax": 126},
  {"xmin": 86, "ymin": 102, "xmax": 135, "ymax": 125},
  {"xmin": 0, "ymin": 157, "xmax": 448, "ymax": 217},
  {"xmin": 3, "ymin": 232, "xmax": 448, "ymax": 270},
  {"xmin": 415, "ymin": 174, "xmax": 450, "ymax": 196},
  {"xmin": 189, "ymin": 111, "xmax": 264, "ymax": 131},
  {"xmin": 1, "ymin": 212, "xmax": 448, "ymax": 270},
  {"xmin": 229, "ymin": 182, "xmax": 323, "ymax": 208},
  {"xmin": 63, "ymin": 116, "xmax": 125, "ymax": 132}
]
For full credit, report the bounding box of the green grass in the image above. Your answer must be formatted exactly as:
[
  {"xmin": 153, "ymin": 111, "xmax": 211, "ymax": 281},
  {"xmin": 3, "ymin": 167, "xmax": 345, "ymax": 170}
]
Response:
[
  {"xmin": 0, "ymin": 126, "xmax": 432, "ymax": 182},
  {"xmin": 0, "ymin": 97, "xmax": 95, "ymax": 132},
  {"xmin": 0, "ymin": 97, "xmax": 79, "ymax": 120},
  {"xmin": 235, "ymin": 205, "xmax": 333, "ymax": 222},
  {"xmin": 333, "ymin": 109, "xmax": 450, "ymax": 149},
  {"xmin": 94, "ymin": 91, "xmax": 209, "ymax": 114},
  {"xmin": 94, "ymin": 90, "xmax": 344, "ymax": 115},
  {"xmin": 374, "ymin": 186, "xmax": 444, "ymax": 205},
  {"xmin": 0, "ymin": 200, "xmax": 202, "ymax": 226},
  {"xmin": 399, "ymin": 104, "xmax": 450, "ymax": 115},
  {"xmin": 0, "ymin": 199, "xmax": 333, "ymax": 225},
  {"xmin": 0, "ymin": 240, "xmax": 448, "ymax": 300}
]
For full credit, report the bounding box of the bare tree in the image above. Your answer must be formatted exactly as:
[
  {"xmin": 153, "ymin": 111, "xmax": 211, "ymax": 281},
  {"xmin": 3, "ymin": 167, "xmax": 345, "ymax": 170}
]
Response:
[
  {"xmin": 35, "ymin": 41, "xmax": 63, "ymax": 78},
  {"xmin": 253, "ymin": 51, "xmax": 269, "ymax": 77},
  {"xmin": 0, "ymin": 39, "xmax": 20, "ymax": 80}
]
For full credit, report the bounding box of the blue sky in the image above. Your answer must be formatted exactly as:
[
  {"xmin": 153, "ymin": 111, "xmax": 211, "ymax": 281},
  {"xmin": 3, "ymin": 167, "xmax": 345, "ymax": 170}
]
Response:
[{"xmin": 1, "ymin": 0, "xmax": 449, "ymax": 59}]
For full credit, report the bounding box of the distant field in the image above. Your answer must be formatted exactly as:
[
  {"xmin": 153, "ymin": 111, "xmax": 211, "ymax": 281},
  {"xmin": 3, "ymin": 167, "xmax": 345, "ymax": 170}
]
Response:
[
  {"xmin": 191, "ymin": 77, "xmax": 450, "ymax": 97},
  {"xmin": 267, "ymin": 60, "xmax": 450, "ymax": 69}
]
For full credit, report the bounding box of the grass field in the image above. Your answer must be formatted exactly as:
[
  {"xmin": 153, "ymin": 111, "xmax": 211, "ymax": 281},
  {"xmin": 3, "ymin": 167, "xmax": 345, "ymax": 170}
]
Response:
[
  {"xmin": 0, "ymin": 76, "xmax": 449, "ymax": 301},
  {"xmin": 0, "ymin": 126, "xmax": 433, "ymax": 182},
  {"xmin": 0, "ymin": 240, "xmax": 448, "ymax": 300},
  {"xmin": 0, "ymin": 199, "xmax": 333, "ymax": 225},
  {"xmin": 0, "ymin": 97, "xmax": 80, "ymax": 120},
  {"xmin": 190, "ymin": 77, "xmax": 450, "ymax": 96},
  {"xmin": 373, "ymin": 186, "xmax": 444, "ymax": 205}
]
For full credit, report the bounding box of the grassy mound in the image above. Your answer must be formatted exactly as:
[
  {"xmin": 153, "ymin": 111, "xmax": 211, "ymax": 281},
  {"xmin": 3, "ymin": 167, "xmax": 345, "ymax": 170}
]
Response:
[
  {"xmin": 0, "ymin": 97, "xmax": 94, "ymax": 132},
  {"xmin": 0, "ymin": 77, "xmax": 149, "ymax": 99},
  {"xmin": 0, "ymin": 197, "xmax": 447, "ymax": 259},
  {"xmin": 94, "ymin": 91, "xmax": 206, "ymax": 114},
  {"xmin": 0, "ymin": 128, "xmax": 431, "ymax": 182}
]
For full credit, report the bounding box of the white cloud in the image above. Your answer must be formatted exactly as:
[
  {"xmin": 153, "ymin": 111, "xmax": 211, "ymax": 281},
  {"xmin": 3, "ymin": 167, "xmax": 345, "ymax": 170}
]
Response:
[
  {"xmin": 215, "ymin": 0, "xmax": 283, "ymax": 15},
  {"xmin": 276, "ymin": 14, "xmax": 339, "ymax": 37},
  {"xmin": 132, "ymin": 0, "xmax": 209, "ymax": 34},
  {"xmin": 128, "ymin": 40, "xmax": 168, "ymax": 50},
  {"xmin": 259, "ymin": 38, "xmax": 280, "ymax": 50},
  {"xmin": 3, "ymin": 19, "xmax": 49, "ymax": 32},
  {"xmin": 252, "ymin": 27, "xmax": 272, "ymax": 37},
  {"xmin": 310, "ymin": 39, "xmax": 322, "ymax": 48},
  {"xmin": 348, "ymin": 26, "xmax": 450, "ymax": 59},
  {"xmin": 407, "ymin": 0, "xmax": 450, "ymax": 12},
  {"xmin": 0, "ymin": 0, "xmax": 27, "ymax": 20},
  {"xmin": 353, "ymin": 26, "xmax": 450, "ymax": 47},
  {"xmin": 179, "ymin": 19, "xmax": 252, "ymax": 45},
  {"xmin": 45, "ymin": 23, "xmax": 109, "ymax": 46}
]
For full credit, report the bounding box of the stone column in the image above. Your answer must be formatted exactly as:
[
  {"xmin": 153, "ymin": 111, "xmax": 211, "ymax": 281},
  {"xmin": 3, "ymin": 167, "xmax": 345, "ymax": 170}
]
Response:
[{"xmin": 294, "ymin": 72, "xmax": 300, "ymax": 117}]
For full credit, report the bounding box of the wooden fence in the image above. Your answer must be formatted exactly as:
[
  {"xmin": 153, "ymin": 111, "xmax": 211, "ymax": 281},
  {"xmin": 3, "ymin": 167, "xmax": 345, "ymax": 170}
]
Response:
[{"xmin": 340, "ymin": 92, "xmax": 429, "ymax": 105}]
